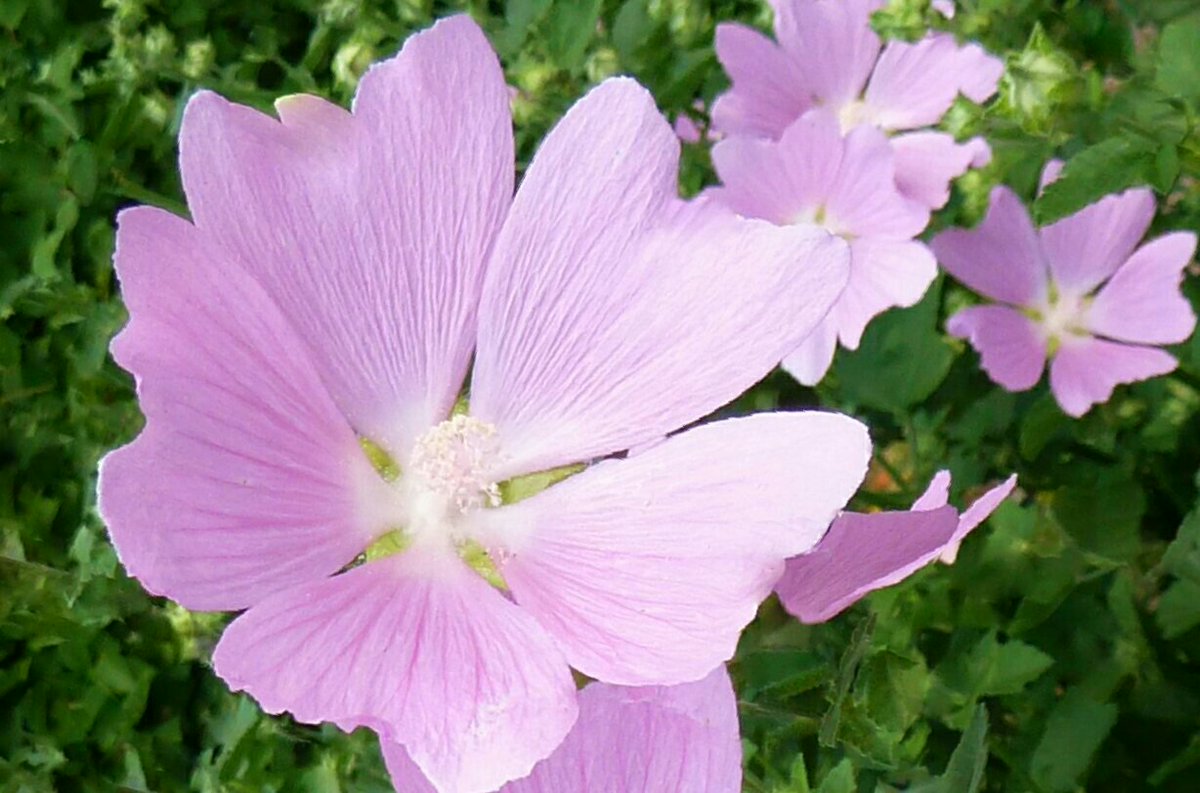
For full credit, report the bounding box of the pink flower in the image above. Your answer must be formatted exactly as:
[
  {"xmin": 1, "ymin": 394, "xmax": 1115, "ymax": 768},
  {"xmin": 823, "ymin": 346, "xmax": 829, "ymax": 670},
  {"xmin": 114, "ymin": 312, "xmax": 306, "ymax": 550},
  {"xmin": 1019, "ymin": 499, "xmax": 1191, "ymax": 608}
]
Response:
[
  {"xmin": 382, "ymin": 667, "xmax": 742, "ymax": 793},
  {"xmin": 97, "ymin": 15, "xmax": 869, "ymax": 793},
  {"xmin": 711, "ymin": 0, "xmax": 1003, "ymax": 208},
  {"xmin": 709, "ymin": 110, "xmax": 938, "ymax": 384},
  {"xmin": 776, "ymin": 470, "xmax": 1016, "ymax": 623},
  {"xmin": 931, "ymin": 0, "xmax": 956, "ymax": 18},
  {"xmin": 934, "ymin": 164, "xmax": 1196, "ymax": 417}
]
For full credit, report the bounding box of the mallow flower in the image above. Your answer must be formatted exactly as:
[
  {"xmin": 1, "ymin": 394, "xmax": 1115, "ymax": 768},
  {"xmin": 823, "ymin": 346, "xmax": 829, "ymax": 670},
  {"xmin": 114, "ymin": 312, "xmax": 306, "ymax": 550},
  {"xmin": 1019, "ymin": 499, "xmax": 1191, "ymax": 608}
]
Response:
[
  {"xmin": 933, "ymin": 163, "xmax": 1196, "ymax": 417},
  {"xmin": 709, "ymin": 110, "xmax": 937, "ymax": 384},
  {"xmin": 711, "ymin": 0, "xmax": 1003, "ymax": 209},
  {"xmin": 97, "ymin": 15, "xmax": 871, "ymax": 793},
  {"xmin": 777, "ymin": 470, "xmax": 1016, "ymax": 623},
  {"xmin": 382, "ymin": 667, "xmax": 742, "ymax": 793}
]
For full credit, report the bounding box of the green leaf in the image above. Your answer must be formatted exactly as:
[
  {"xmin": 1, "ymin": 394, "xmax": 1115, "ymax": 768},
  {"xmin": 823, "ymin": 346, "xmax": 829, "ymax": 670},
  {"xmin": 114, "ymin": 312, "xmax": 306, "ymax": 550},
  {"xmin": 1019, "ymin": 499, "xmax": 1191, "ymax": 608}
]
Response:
[
  {"xmin": 1034, "ymin": 136, "xmax": 1158, "ymax": 224},
  {"xmin": 1156, "ymin": 14, "xmax": 1200, "ymax": 105},
  {"xmin": 908, "ymin": 705, "xmax": 990, "ymax": 793},
  {"xmin": 1030, "ymin": 689, "xmax": 1118, "ymax": 792},
  {"xmin": 1053, "ymin": 469, "xmax": 1145, "ymax": 561},
  {"xmin": 815, "ymin": 759, "xmax": 856, "ymax": 793},
  {"xmin": 545, "ymin": 0, "xmax": 602, "ymax": 70}
]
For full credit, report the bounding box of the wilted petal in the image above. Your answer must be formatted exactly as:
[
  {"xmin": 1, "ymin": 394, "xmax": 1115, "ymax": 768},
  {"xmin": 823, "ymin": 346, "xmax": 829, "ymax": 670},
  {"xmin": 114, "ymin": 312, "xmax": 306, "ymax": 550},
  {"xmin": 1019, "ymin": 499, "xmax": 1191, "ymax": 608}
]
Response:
[
  {"xmin": 865, "ymin": 35, "xmax": 1003, "ymax": 131},
  {"xmin": 947, "ymin": 305, "xmax": 1047, "ymax": 391},
  {"xmin": 97, "ymin": 207, "xmax": 380, "ymax": 612},
  {"xmin": 472, "ymin": 79, "xmax": 849, "ymax": 478},
  {"xmin": 382, "ymin": 668, "xmax": 742, "ymax": 793},
  {"xmin": 480, "ymin": 412, "xmax": 870, "ymax": 685},
  {"xmin": 213, "ymin": 552, "xmax": 577, "ymax": 793},
  {"xmin": 1048, "ymin": 337, "xmax": 1177, "ymax": 417},
  {"xmin": 710, "ymin": 23, "xmax": 810, "ymax": 139},
  {"xmin": 1088, "ymin": 233, "xmax": 1197, "ymax": 345},
  {"xmin": 933, "ymin": 187, "xmax": 1047, "ymax": 306},
  {"xmin": 179, "ymin": 16, "xmax": 513, "ymax": 455},
  {"xmin": 1040, "ymin": 189, "xmax": 1156, "ymax": 297},
  {"xmin": 891, "ymin": 131, "xmax": 991, "ymax": 210}
]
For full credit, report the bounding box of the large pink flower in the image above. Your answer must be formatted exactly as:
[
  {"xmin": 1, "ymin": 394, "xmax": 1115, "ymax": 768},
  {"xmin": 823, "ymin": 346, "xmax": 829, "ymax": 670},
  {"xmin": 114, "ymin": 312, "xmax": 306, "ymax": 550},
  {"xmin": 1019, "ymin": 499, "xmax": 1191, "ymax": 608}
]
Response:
[
  {"xmin": 711, "ymin": 0, "xmax": 1003, "ymax": 209},
  {"xmin": 97, "ymin": 15, "xmax": 870, "ymax": 793},
  {"xmin": 709, "ymin": 110, "xmax": 937, "ymax": 384},
  {"xmin": 382, "ymin": 667, "xmax": 742, "ymax": 793},
  {"xmin": 934, "ymin": 169, "xmax": 1196, "ymax": 417},
  {"xmin": 777, "ymin": 470, "xmax": 1016, "ymax": 623}
]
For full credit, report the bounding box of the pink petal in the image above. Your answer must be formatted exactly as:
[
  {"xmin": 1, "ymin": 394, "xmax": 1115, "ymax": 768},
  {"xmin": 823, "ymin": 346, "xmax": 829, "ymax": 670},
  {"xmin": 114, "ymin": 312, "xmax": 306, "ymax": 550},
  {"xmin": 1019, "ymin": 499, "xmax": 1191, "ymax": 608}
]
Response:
[
  {"xmin": 910, "ymin": 469, "xmax": 952, "ymax": 511},
  {"xmin": 834, "ymin": 238, "xmax": 938, "ymax": 348},
  {"xmin": 1038, "ymin": 158, "xmax": 1065, "ymax": 193},
  {"xmin": 891, "ymin": 131, "xmax": 992, "ymax": 210},
  {"xmin": 471, "ymin": 79, "xmax": 850, "ymax": 478},
  {"xmin": 776, "ymin": 506, "xmax": 961, "ymax": 623},
  {"xmin": 178, "ymin": 16, "xmax": 513, "ymax": 455},
  {"xmin": 673, "ymin": 113, "xmax": 703, "ymax": 144},
  {"xmin": 782, "ymin": 319, "xmax": 840, "ymax": 386},
  {"xmin": 710, "ymin": 22, "xmax": 810, "ymax": 139},
  {"xmin": 1088, "ymin": 233, "xmax": 1197, "ymax": 345},
  {"xmin": 97, "ymin": 207, "xmax": 380, "ymax": 612},
  {"xmin": 1039, "ymin": 189, "xmax": 1156, "ymax": 297},
  {"xmin": 482, "ymin": 412, "xmax": 871, "ymax": 685},
  {"xmin": 383, "ymin": 668, "xmax": 742, "ymax": 793},
  {"xmin": 710, "ymin": 130, "xmax": 824, "ymax": 225},
  {"xmin": 931, "ymin": 0, "xmax": 956, "ymax": 18},
  {"xmin": 932, "ymin": 186, "xmax": 1047, "ymax": 306},
  {"xmin": 865, "ymin": 34, "xmax": 1003, "ymax": 131},
  {"xmin": 941, "ymin": 474, "xmax": 1018, "ymax": 563},
  {"xmin": 773, "ymin": 0, "xmax": 884, "ymax": 108},
  {"xmin": 1048, "ymin": 336, "xmax": 1177, "ymax": 417},
  {"xmin": 212, "ymin": 552, "xmax": 578, "ymax": 793},
  {"xmin": 947, "ymin": 305, "xmax": 1047, "ymax": 391},
  {"xmin": 825, "ymin": 122, "xmax": 931, "ymax": 239}
]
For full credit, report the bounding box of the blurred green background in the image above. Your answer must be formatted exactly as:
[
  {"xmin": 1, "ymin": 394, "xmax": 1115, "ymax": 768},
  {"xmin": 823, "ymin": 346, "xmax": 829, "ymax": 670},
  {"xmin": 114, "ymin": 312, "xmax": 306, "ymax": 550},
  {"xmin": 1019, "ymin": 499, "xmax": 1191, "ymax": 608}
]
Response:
[{"xmin": 4, "ymin": 0, "xmax": 1200, "ymax": 790}]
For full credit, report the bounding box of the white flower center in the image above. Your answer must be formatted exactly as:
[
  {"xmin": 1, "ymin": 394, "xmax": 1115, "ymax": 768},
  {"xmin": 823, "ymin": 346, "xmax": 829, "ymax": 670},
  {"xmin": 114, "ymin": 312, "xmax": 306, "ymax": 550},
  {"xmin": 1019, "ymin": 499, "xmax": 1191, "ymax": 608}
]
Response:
[
  {"xmin": 838, "ymin": 99, "xmax": 876, "ymax": 133},
  {"xmin": 1037, "ymin": 289, "xmax": 1090, "ymax": 344},
  {"xmin": 407, "ymin": 415, "xmax": 503, "ymax": 517}
]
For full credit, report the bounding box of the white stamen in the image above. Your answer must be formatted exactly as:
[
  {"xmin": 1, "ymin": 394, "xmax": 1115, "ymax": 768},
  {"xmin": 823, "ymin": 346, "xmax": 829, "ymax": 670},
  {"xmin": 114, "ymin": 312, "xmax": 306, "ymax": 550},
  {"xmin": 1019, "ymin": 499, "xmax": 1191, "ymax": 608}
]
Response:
[
  {"xmin": 408, "ymin": 415, "xmax": 503, "ymax": 514},
  {"xmin": 837, "ymin": 99, "xmax": 875, "ymax": 133}
]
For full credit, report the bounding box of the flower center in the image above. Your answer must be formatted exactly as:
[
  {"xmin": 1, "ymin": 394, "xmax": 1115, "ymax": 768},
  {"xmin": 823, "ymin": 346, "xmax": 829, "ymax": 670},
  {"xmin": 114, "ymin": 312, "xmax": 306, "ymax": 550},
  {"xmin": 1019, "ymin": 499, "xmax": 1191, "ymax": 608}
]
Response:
[
  {"xmin": 407, "ymin": 414, "xmax": 503, "ymax": 516},
  {"xmin": 838, "ymin": 99, "xmax": 875, "ymax": 133}
]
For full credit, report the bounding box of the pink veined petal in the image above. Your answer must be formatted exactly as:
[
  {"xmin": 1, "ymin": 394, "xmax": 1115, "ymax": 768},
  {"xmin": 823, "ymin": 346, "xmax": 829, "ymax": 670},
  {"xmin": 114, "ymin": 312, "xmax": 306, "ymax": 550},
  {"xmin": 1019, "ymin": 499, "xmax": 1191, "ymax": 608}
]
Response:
[
  {"xmin": 932, "ymin": 186, "xmax": 1048, "ymax": 306},
  {"xmin": 478, "ymin": 412, "xmax": 871, "ymax": 685},
  {"xmin": 834, "ymin": 238, "xmax": 938, "ymax": 349},
  {"xmin": 179, "ymin": 15, "xmax": 513, "ymax": 456},
  {"xmin": 212, "ymin": 552, "xmax": 578, "ymax": 793},
  {"xmin": 1087, "ymin": 233, "xmax": 1198, "ymax": 345},
  {"xmin": 782, "ymin": 319, "xmax": 840, "ymax": 386},
  {"xmin": 97, "ymin": 207, "xmax": 381, "ymax": 612},
  {"xmin": 1048, "ymin": 336, "xmax": 1177, "ymax": 417},
  {"xmin": 471, "ymin": 78, "xmax": 850, "ymax": 479},
  {"xmin": 940, "ymin": 474, "xmax": 1018, "ymax": 563},
  {"xmin": 383, "ymin": 667, "xmax": 742, "ymax": 793},
  {"xmin": 773, "ymin": 0, "xmax": 885, "ymax": 108},
  {"xmin": 865, "ymin": 34, "xmax": 1003, "ymax": 131},
  {"xmin": 891, "ymin": 131, "xmax": 992, "ymax": 210},
  {"xmin": 910, "ymin": 469, "xmax": 952, "ymax": 511},
  {"xmin": 710, "ymin": 22, "xmax": 811, "ymax": 139},
  {"xmin": 825, "ymin": 122, "xmax": 931, "ymax": 239},
  {"xmin": 1038, "ymin": 158, "xmax": 1065, "ymax": 194},
  {"xmin": 947, "ymin": 305, "xmax": 1048, "ymax": 392},
  {"xmin": 776, "ymin": 506, "xmax": 961, "ymax": 623},
  {"xmin": 1039, "ymin": 188, "xmax": 1157, "ymax": 297}
]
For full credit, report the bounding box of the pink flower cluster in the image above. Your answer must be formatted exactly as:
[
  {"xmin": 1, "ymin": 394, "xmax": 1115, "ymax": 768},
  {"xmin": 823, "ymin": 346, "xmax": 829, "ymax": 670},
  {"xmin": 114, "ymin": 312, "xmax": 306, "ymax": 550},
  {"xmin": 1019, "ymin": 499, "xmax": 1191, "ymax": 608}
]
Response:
[{"xmin": 95, "ymin": 2, "xmax": 1193, "ymax": 791}]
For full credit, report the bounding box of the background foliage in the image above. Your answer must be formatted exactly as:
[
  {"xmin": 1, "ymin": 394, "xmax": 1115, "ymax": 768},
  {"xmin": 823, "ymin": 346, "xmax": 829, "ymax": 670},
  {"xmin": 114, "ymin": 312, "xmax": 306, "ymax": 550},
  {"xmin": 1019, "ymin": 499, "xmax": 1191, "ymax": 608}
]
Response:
[{"xmin": 3, "ymin": 0, "xmax": 1200, "ymax": 790}]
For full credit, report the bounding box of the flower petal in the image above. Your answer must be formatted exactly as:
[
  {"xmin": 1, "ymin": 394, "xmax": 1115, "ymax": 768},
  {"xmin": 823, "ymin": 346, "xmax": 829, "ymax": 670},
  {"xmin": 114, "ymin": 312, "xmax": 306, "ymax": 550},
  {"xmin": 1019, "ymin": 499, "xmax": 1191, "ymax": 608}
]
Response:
[
  {"xmin": 382, "ymin": 668, "xmax": 742, "ymax": 793},
  {"xmin": 773, "ymin": 0, "xmax": 884, "ymax": 108},
  {"xmin": 471, "ymin": 79, "xmax": 850, "ymax": 477},
  {"xmin": 97, "ymin": 207, "xmax": 380, "ymax": 612},
  {"xmin": 212, "ymin": 552, "xmax": 578, "ymax": 793},
  {"xmin": 179, "ymin": 16, "xmax": 513, "ymax": 455},
  {"xmin": 1039, "ymin": 189, "xmax": 1156, "ymax": 297},
  {"xmin": 710, "ymin": 22, "xmax": 810, "ymax": 139},
  {"xmin": 865, "ymin": 34, "xmax": 1003, "ymax": 130},
  {"xmin": 825, "ymin": 122, "xmax": 931, "ymax": 239},
  {"xmin": 1087, "ymin": 232, "xmax": 1197, "ymax": 345},
  {"xmin": 891, "ymin": 131, "xmax": 992, "ymax": 210},
  {"xmin": 835, "ymin": 238, "xmax": 938, "ymax": 348},
  {"xmin": 947, "ymin": 305, "xmax": 1047, "ymax": 391},
  {"xmin": 776, "ymin": 506, "xmax": 961, "ymax": 623},
  {"xmin": 941, "ymin": 474, "xmax": 1017, "ymax": 563},
  {"xmin": 932, "ymin": 186, "xmax": 1047, "ymax": 306},
  {"xmin": 480, "ymin": 412, "xmax": 870, "ymax": 685},
  {"xmin": 1048, "ymin": 337, "xmax": 1177, "ymax": 417},
  {"xmin": 782, "ymin": 320, "xmax": 840, "ymax": 386},
  {"xmin": 709, "ymin": 130, "xmax": 824, "ymax": 225}
]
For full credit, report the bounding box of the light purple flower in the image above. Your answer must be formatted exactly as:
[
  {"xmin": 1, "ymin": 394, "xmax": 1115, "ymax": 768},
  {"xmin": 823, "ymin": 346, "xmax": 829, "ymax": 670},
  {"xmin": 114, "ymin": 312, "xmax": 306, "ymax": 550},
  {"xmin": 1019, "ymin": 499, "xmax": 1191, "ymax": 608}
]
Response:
[
  {"xmin": 710, "ymin": 110, "xmax": 938, "ymax": 384},
  {"xmin": 934, "ymin": 164, "xmax": 1196, "ymax": 417},
  {"xmin": 97, "ymin": 15, "xmax": 869, "ymax": 793},
  {"xmin": 382, "ymin": 667, "xmax": 742, "ymax": 793},
  {"xmin": 776, "ymin": 470, "xmax": 1017, "ymax": 623},
  {"xmin": 711, "ymin": 0, "xmax": 1003, "ymax": 208}
]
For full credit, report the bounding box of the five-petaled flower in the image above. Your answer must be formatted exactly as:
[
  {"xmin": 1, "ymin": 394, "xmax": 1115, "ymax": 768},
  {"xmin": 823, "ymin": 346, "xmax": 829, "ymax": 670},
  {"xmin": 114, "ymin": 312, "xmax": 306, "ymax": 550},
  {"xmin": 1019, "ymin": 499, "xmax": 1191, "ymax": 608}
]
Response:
[
  {"xmin": 711, "ymin": 0, "xmax": 1003, "ymax": 209},
  {"xmin": 97, "ymin": 15, "xmax": 875, "ymax": 793},
  {"xmin": 933, "ymin": 162, "xmax": 1197, "ymax": 417}
]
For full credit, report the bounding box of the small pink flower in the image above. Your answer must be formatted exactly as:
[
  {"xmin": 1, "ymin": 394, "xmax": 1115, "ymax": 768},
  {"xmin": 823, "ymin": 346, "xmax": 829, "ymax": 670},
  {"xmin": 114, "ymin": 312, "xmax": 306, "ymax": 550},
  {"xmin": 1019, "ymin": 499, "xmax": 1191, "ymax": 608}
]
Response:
[
  {"xmin": 382, "ymin": 667, "xmax": 742, "ymax": 793},
  {"xmin": 98, "ymin": 15, "xmax": 869, "ymax": 793},
  {"xmin": 709, "ymin": 110, "xmax": 938, "ymax": 384},
  {"xmin": 711, "ymin": 0, "xmax": 1003, "ymax": 208},
  {"xmin": 934, "ymin": 163, "xmax": 1196, "ymax": 417},
  {"xmin": 776, "ymin": 470, "xmax": 1016, "ymax": 623}
]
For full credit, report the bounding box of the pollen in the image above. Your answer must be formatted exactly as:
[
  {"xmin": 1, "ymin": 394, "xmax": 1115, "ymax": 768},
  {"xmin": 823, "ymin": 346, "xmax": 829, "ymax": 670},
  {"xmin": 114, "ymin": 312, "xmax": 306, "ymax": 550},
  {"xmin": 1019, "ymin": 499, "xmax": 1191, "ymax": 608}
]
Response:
[{"xmin": 408, "ymin": 414, "xmax": 503, "ymax": 513}]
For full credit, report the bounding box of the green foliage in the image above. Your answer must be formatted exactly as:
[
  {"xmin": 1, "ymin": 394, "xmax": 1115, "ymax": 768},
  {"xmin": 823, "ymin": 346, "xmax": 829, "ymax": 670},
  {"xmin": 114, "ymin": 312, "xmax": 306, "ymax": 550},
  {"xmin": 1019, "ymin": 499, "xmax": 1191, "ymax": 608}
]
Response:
[{"xmin": 4, "ymin": 0, "xmax": 1200, "ymax": 791}]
